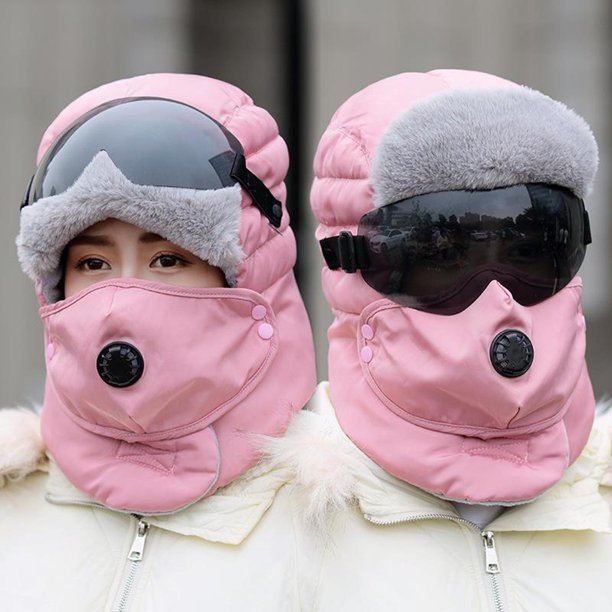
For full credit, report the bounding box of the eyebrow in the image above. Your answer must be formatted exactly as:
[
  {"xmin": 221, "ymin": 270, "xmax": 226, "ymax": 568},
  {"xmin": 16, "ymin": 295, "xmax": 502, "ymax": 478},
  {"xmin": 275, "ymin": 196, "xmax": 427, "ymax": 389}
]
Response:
[
  {"xmin": 138, "ymin": 232, "xmax": 166, "ymax": 244},
  {"xmin": 67, "ymin": 234, "xmax": 113, "ymax": 247}
]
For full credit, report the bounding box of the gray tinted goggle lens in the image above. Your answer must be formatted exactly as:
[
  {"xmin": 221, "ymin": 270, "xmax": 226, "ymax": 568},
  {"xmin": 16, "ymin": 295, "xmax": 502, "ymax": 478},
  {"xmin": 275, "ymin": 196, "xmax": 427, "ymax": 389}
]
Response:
[
  {"xmin": 26, "ymin": 97, "xmax": 243, "ymax": 205},
  {"xmin": 358, "ymin": 184, "xmax": 587, "ymax": 314}
]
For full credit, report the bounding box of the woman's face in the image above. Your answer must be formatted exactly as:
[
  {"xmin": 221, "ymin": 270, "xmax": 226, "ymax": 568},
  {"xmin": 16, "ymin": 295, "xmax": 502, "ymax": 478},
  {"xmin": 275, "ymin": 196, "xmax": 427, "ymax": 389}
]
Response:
[{"xmin": 63, "ymin": 218, "xmax": 227, "ymax": 298}]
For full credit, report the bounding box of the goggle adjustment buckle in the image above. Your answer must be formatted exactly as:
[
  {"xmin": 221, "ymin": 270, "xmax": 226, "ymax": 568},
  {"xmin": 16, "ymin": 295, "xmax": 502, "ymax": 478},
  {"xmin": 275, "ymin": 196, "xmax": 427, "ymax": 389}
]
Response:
[{"xmin": 320, "ymin": 231, "xmax": 368, "ymax": 273}]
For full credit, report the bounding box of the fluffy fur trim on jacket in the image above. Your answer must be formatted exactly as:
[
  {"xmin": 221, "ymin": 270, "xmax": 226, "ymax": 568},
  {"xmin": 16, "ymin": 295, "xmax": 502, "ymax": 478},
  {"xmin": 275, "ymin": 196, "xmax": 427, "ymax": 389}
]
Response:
[
  {"xmin": 0, "ymin": 408, "xmax": 47, "ymax": 487},
  {"xmin": 261, "ymin": 411, "xmax": 356, "ymax": 530},
  {"xmin": 260, "ymin": 406, "xmax": 377, "ymax": 532}
]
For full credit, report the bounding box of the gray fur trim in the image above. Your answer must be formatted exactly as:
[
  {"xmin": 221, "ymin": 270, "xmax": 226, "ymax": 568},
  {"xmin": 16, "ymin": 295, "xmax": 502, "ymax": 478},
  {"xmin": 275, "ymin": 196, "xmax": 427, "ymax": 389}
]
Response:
[
  {"xmin": 372, "ymin": 86, "xmax": 599, "ymax": 206},
  {"xmin": 17, "ymin": 152, "xmax": 244, "ymax": 302}
]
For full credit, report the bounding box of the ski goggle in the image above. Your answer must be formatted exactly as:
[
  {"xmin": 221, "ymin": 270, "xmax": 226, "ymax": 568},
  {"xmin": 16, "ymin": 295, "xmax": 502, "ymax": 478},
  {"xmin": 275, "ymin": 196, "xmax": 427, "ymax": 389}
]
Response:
[
  {"xmin": 21, "ymin": 97, "xmax": 282, "ymax": 227},
  {"xmin": 320, "ymin": 184, "xmax": 591, "ymax": 315}
]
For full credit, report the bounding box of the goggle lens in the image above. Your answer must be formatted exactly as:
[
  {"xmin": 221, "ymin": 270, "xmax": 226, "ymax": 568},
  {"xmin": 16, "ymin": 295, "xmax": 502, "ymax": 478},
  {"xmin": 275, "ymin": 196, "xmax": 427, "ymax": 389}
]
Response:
[{"xmin": 322, "ymin": 184, "xmax": 590, "ymax": 315}]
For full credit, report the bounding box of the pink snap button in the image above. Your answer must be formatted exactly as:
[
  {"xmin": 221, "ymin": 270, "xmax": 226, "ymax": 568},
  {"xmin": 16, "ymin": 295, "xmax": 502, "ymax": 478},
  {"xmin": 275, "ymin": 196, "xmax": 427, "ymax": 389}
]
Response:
[
  {"xmin": 251, "ymin": 305, "xmax": 267, "ymax": 320},
  {"xmin": 46, "ymin": 343, "xmax": 55, "ymax": 361},
  {"xmin": 361, "ymin": 324, "xmax": 374, "ymax": 340},
  {"xmin": 258, "ymin": 323, "xmax": 274, "ymax": 340},
  {"xmin": 361, "ymin": 346, "xmax": 373, "ymax": 363}
]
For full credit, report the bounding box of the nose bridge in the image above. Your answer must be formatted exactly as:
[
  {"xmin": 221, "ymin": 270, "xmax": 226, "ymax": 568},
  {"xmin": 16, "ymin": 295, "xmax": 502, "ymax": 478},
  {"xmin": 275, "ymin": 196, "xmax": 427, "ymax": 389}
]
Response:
[
  {"xmin": 114, "ymin": 229, "xmax": 143, "ymax": 280},
  {"xmin": 118, "ymin": 260, "xmax": 139, "ymax": 279}
]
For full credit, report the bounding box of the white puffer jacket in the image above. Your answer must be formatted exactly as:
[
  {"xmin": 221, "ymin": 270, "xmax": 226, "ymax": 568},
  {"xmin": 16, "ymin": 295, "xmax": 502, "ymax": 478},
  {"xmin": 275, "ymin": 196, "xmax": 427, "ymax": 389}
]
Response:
[
  {"xmin": 267, "ymin": 383, "xmax": 612, "ymax": 612},
  {"xmin": 0, "ymin": 410, "xmax": 301, "ymax": 612}
]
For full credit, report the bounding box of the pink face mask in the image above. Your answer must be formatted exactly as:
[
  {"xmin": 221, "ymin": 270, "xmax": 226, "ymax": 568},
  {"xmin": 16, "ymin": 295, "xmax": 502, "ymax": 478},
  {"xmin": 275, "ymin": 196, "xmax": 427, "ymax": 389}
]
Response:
[
  {"xmin": 40, "ymin": 279, "xmax": 280, "ymax": 513},
  {"xmin": 329, "ymin": 279, "xmax": 595, "ymax": 503}
]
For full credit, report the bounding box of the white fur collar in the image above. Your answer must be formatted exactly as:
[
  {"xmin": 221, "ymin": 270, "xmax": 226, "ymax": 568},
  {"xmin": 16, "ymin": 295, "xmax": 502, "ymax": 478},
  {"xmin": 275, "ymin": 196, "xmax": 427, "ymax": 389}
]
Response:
[{"xmin": 0, "ymin": 408, "xmax": 47, "ymax": 488}]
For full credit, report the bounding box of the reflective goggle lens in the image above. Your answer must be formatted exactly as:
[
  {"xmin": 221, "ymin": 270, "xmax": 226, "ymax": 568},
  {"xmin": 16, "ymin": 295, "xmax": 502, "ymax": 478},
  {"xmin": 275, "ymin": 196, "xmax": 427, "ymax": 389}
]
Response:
[
  {"xmin": 26, "ymin": 98, "xmax": 244, "ymax": 206},
  {"xmin": 21, "ymin": 97, "xmax": 284, "ymax": 227},
  {"xmin": 321, "ymin": 184, "xmax": 590, "ymax": 315}
]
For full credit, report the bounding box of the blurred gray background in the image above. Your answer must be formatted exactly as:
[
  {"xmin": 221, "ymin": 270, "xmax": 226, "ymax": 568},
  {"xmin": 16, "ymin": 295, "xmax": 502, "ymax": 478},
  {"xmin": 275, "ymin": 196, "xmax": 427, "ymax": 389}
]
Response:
[{"xmin": 0, "ymin": 0, "xmax": 610, "ymax": 406}]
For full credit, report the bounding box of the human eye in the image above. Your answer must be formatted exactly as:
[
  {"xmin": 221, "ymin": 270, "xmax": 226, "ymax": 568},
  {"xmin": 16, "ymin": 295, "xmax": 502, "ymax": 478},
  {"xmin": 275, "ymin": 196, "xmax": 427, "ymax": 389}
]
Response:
[
  {"xmin": 76, "ymin": 257, "xmax": 110, "ymax": 271},
  {"xmin": 150, "ymin": 252, "xmax": 189, "ymax": 269}
]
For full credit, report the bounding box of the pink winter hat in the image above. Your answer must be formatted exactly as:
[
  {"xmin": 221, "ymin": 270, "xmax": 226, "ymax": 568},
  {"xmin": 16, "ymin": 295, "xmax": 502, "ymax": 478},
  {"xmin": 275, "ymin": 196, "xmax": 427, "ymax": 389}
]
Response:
[
  {"xmin": 311, "ymin": 69, "xmax": 597, "ymax": 503},
  {"xmin": 16, "ymin": 74, "xmax": 317, "ymax": 512}
]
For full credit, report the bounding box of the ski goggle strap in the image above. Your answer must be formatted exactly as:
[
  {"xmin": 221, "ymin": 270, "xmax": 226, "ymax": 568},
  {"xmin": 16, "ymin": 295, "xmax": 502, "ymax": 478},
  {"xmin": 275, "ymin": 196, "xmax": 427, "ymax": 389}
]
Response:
[
  {"xmin": 21, "ymin": 97, "xmax": 282, "ymax": 228},
  {"xmin": 320, "ymin": 184, "xmax": 591, "ymax": 313}
]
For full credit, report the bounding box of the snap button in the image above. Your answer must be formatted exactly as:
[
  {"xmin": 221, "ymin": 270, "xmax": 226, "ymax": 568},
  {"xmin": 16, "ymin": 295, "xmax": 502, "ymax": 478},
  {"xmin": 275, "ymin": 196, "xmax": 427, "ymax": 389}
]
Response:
[
  {"xmin": 251, "ymin": 305, "xmax": 267, "ymax": 320},
  {"xmin": 360, "ymin": 346, "xmax": 373, "ymax": 363},
  {"xmin": 258, "ymin": 323, "xmax": 274, "ymax": 340},
  {"xmin": 361, "ymin": 324, "xmax": 374, "ymax": 340}
]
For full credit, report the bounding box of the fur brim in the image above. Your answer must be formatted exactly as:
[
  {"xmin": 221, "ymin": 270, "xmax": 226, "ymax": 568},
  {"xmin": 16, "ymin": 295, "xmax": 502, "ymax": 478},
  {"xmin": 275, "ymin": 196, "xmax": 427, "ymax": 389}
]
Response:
[
  {"xmin": 17, "ymin": 152, "xmax": 244, "ymax": 303},
  {"xmin": 372, "ymin": 86, "xmax": 598, "ymax": 206}
]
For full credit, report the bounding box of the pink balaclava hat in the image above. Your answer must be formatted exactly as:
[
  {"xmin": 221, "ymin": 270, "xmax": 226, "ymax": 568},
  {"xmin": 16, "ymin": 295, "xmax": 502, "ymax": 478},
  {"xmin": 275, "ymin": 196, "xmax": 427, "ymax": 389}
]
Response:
[
  {"xmin": 311, "ymin": 69, "xmax": 598, "ymax": 504},
  {"xmin": 17, "ymin": 73, "xmax": 317, "ymax": 513}
]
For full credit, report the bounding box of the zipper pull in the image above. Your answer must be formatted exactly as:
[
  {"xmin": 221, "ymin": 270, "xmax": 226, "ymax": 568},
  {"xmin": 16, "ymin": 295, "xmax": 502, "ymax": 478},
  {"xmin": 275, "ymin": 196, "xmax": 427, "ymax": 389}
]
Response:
[
  {"xmin": 128, "ymin": 519, "xmax": 150, "ymax": 562},
  {"xmin": 481, "ymin": 530, "xmax": 501, "ymax": 574}
]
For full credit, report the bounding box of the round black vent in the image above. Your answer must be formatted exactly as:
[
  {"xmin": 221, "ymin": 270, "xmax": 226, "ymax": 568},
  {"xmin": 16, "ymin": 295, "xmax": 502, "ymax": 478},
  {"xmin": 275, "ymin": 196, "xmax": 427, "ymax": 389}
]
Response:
[
  {"xmin": 490, "ymin": 330, "xmax": 534, "ymax": 378},
  {"xmin": 96, "ymin": 342, "xmax": 144, "ymax": 388}
]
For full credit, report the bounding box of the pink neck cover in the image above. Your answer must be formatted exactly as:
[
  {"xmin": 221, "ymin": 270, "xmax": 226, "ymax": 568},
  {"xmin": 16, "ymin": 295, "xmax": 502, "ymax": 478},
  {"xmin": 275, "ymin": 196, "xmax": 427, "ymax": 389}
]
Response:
[{"xmin": 41, "ymin": 278, "xmax": 315, "ymax": 514}]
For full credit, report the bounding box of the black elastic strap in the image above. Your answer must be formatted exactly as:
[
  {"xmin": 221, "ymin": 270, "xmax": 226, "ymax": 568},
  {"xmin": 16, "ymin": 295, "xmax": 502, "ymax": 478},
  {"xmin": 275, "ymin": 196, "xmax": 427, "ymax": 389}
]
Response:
[
  {"xmin": 583, "ymin": 208, "xmax": 592, "ymax": 245},
  {"xmin": 319, "ymin": 231, "xmax": 369, "ymax": 273},
  {"xmin": 230, "ymin": 153, "xmax": 283, "ymax": 228},
  {"xmin": 209, "ymin": 151, "xmax": 239, "ymax": 188},
  {"xmin": 20, "ymin": 174, "xmax": 34, "ymax": 210}
]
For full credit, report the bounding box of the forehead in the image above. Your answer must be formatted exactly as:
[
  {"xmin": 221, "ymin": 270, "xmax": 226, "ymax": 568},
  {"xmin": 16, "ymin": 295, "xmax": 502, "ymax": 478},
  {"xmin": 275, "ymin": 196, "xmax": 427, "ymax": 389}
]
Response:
[
  {"xmin": 79, "ymin": 218, "xmax": 146, "ymax": 234},
  {"xmin": 68, "ymin": 219, "xmax": 166, "ymax": 246}
]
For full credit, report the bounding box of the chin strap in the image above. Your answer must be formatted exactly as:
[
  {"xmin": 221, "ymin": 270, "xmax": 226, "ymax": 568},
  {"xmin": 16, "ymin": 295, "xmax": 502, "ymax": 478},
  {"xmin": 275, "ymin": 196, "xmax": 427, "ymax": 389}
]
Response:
[
  {"xmin": 319, "ymin": 231, "xmax": 369, "ymax": 273},
  {"xmin": 230, "ymin": 153, "xmax": 283, "ymax": 228}
]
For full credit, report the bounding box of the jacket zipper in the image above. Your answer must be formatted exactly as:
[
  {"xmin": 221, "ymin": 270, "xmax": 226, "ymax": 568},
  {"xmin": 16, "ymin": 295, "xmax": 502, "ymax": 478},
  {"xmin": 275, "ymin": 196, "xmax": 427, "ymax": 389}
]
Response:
[
  {"xmin": 113, "ymin": 517, "xmax": 151, "ymax": 612},
  {"xmin": 364, "ymin": 512, "xmax": 506, "ymax": 612},
  {"xmin": 482, "ymin": 530, "xmax": 504, "ymax": 612}
]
